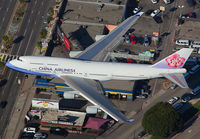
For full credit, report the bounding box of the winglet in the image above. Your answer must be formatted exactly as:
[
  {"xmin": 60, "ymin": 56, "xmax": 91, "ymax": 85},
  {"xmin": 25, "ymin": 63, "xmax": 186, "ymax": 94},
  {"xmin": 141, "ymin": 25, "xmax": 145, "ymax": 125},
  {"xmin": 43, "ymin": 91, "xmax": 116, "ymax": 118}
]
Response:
[{"xmin": 136, "ymin": 12, "xmax": 144, "ymax": 16}]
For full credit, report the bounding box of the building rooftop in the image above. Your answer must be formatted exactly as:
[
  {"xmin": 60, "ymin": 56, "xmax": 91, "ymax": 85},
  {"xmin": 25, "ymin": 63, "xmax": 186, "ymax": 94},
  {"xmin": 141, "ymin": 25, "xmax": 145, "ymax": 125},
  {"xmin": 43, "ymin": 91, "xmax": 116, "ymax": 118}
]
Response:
[{"xmin": 41, "ymin": 110, "xmax": 86, "ymax": 127}]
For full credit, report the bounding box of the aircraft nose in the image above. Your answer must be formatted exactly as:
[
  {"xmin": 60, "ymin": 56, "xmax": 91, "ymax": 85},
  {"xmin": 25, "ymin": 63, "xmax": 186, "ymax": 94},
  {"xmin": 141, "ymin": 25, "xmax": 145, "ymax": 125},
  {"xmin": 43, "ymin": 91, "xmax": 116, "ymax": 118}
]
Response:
[{"xmin": 6, "ymin": 60, "xmax": 16, "ymax": 68}]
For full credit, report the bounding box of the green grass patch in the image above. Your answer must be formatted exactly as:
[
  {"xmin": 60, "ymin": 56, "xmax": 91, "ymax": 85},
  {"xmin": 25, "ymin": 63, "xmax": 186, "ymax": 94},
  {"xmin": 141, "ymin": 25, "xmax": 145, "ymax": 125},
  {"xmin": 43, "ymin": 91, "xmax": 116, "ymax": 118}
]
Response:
[
  {"xmin": 151, "ymin": 136, "xmax": 164, "ymax": 139},
  {"xmin": 193, "ymin": 100, "xmax": 200, "ymax": 110},
  {"xmin": 12, "ymin": 16, "xmax": 21, "ymax": 24}
]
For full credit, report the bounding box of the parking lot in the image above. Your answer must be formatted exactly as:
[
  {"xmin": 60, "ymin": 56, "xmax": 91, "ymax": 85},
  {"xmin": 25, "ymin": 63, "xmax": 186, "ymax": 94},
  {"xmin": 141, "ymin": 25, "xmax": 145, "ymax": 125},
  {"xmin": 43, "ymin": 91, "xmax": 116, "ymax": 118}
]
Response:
[{"xmin": 19, "ymin": 0, "xmax": 200, "ymax": 139}]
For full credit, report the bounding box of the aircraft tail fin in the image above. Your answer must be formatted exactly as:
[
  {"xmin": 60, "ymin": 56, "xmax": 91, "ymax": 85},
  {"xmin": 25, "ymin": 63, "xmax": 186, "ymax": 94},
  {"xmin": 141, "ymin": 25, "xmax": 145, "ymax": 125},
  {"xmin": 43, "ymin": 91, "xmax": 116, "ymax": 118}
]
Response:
[
  {"xmin": 152, "ymin": 48, "xmax": 193, "ymax": 88},
  {"xmin": 163, "ymin": 73, "xmax": 188, "ymax": 88},
  {"xmin": 152, "ymin": 48, "xmax": 193, "ymax": 69}
]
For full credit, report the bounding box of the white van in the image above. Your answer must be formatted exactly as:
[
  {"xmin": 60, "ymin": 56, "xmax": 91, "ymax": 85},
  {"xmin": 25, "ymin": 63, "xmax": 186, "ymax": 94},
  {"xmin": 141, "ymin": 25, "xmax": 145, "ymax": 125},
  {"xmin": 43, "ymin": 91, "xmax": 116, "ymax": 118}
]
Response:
[
  {"xmin": 163, "ymin": 0, "xmax": 170, "ymax": 4},
  {"xmin": 23, "ymin": 127, "xmax": 36, "ymax": 133},
  {"xmin": 192, "ymin": 86, "xmax": 200, "ymax": 95},
  {"xmin": 175, "ymin": 39, "xmax": 190, "ymax": 46},
  {"xmin": 191, "ymin": 41, "xmax": 200, "ymax": 48},
  {"xmin": 189, "ymin": 65, "xmax": 200, "ymax": 74}
]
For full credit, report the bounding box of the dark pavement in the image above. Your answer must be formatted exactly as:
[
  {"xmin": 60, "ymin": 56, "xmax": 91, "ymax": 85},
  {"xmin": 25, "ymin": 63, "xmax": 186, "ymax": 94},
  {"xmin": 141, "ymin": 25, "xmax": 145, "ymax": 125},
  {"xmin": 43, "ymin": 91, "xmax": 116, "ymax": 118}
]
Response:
[
  {"xmin": 0, "ymin": 0, "xmax": 17, "ymax": 44},
  {"xmin": 0, "ymin": 0, "xmax": 53, "ymax": 138}
]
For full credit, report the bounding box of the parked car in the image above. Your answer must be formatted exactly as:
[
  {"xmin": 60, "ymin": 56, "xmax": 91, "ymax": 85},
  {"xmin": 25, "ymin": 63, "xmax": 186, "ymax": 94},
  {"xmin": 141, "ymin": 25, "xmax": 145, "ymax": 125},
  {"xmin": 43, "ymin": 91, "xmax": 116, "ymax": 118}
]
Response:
[
  {"xmin": 0, "ymin": 101, "xmax": 7, "ymax": 108},
  {"xmin": 124, "ymin": 34, "xmax": 130, "ymax": 43},
  {"xmin": 175, "ymin": 39, "xmax": 190, "ymax": 46},
  {"xmin": 173, "ymin": 102, "xmax": 184, "ymax": 110},
  {"xmin": 136, "ymin": 36, "xmax": 143, "ymax": 45},
  {"xmin": 144, "ymin": 35, "xmax": 150, "ymax": 46},
  {"xmin": 184, "ymin": 72, "xmax": 191, "ymax": 80},
  {"xmin": 137, "ymin": 130, "xmax": 146, "ymax": 138},
  {"xmin": 151, "ymin": 9, "xmax": 160, "ymax": 17},
  {"xmin": 153, "ymin": 16, "xmax": 162, "ymax": 24},
  {"xmin": 33, "ymin": 132, "xmax": 48, "ymax": 139},
  {"xmin": 191, "ymin": 86, "xmax": 200, "ymax": 95},
  {"xmin": 170, "ymin": 7, "xmax": 177, "ymax": 12},
  {"xmin": 181, "ymin": 12, "xmax": 196, "ymax": 19},
  {"xmin": 141, "ymin": 89, "xmax": 151, "ymax": 95},
  {"xmin": 130, "ymin": 34, "xmax": 137, "ymax": 44},
  {"xmin": 50, "ymin": 127, "xmax": 68, "ymax": 136},
  {"xmin": 189, "ymin": 65, "xmax": 200, "ymax": 74},
  {"xmin": 23, "ymin": 127, "xmax": 37, "ymax": 133},
  {"xmin": 145, "ymin": 9, "xmax": 153, "ymax": 16},
  {"xmin": 117, "ymin": 49, "xmax": 131, "ymax": 54},
  {"xmin": 181, "ymin": 94, "xmax": 192, "ymax": 102},
  {"xmin": 133, "ymin": 7, "xmax": 142, "ymax": 14},
  {"xmin": 136, "ymin": 94, "xmax": 148, "ymax": 99},
  {"xmin": 170, "ymin": 83, "xmax": 177, "ymax": 89},
  {"xmin": 161, "ymin": 32, "xmax": 170, "ymax": 37},
  {"xmin": 177, "ymin": 18, "xmax": 184, "ymax": 26},
  {"xmin": 168, "ymin": 97, "xmax": 179, "ymax": 104},
  {"xmin": 43, "ymin": 16, "xmax": 48, "ymax": 24},
  {"xmin": 151, "ymin": 0, "xmax": 158, "ymax": 4}
]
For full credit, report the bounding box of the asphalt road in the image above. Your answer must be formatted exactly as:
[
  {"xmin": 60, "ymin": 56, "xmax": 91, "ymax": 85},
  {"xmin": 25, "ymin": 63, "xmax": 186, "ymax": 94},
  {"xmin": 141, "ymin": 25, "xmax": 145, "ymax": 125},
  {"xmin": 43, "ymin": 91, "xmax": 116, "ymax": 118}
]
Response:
[
  {"xmin": 0, "ymin": 0, "xmax": 17, "ymax": 44},
  {"xmin": 0, "ymin": 0, "xmax": 53, "ymax": 138}
]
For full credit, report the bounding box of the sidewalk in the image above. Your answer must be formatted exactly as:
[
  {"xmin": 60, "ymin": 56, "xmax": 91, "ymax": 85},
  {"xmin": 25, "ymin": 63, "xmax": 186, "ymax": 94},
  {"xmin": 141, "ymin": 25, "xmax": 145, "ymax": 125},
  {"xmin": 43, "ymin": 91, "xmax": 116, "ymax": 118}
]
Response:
[{"xmin": 3, "ymin": 76, "xmax": 36, "ymax": 139}]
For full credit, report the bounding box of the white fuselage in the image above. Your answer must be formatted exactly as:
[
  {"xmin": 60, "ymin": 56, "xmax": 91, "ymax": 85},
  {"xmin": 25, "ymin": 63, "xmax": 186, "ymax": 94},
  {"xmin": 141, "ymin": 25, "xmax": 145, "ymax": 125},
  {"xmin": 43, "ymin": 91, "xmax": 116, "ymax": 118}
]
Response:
[{"xmin": 8, "ymin": 56, "xmax": 186, "ymax": 81}]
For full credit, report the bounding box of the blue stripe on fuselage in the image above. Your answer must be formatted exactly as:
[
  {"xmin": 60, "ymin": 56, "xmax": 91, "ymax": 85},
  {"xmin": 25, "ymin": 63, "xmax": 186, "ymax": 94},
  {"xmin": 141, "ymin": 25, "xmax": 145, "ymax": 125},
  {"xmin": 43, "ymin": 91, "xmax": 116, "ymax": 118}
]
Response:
[{"xmin": 6, "ymin": 62, "xmax": 58, "ymax": 78}]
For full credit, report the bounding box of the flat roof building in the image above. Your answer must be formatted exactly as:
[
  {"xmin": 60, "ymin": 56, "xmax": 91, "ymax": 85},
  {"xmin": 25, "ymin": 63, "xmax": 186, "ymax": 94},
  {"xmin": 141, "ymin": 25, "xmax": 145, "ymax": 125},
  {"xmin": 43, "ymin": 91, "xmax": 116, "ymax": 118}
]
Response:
[{"xmin": 41, "ymin": 110, "xmax": 86, "ymax": 131}]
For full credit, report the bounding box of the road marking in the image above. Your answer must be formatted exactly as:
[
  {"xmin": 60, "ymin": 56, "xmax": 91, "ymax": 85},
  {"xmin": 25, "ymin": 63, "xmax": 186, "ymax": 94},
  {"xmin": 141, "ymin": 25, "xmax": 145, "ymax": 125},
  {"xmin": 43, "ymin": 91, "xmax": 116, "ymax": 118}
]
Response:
[
  {"xmin": 24, "ymin": 30, "xmax": 34, "ymax": 55},
  {"xmin": 31, "ymin": 10, "xmax": 34, "ymax": 14},
  {"xmin": 38, "ymin": 11, "xmax": 40, "ymax": 15},
  {"xmin": 1, "ymin": 70, "xmax": 12, "ymax": 96},
  {"xmin": 42, "ymin": 1, "xmax": 44, "ymax": 6},
  {"xmin": 2, "ymin": 17, "xmax": 5, "ymax": 22},
  {"xmin": 35, "ymin": 0, "xmax": 37, "ymax": 4},
  {"xmin": 16, "ymin": 28, "xmax": 28, "ymax": 55},
  {"xmin": 28, "ymin": 19, "xmax": 30, "ymax": 23},
  {"xmin": 6, "ymin": 7, "xmax": 8, "ymax": 12}
]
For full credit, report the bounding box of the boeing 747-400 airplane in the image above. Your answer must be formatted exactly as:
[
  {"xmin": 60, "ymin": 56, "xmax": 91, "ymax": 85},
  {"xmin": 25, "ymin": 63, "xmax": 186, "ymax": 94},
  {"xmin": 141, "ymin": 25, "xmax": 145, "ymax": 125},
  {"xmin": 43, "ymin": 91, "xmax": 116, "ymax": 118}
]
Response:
[{"xmin": 6, "ymin": 12, "xmax": 193, "ymax": 122}]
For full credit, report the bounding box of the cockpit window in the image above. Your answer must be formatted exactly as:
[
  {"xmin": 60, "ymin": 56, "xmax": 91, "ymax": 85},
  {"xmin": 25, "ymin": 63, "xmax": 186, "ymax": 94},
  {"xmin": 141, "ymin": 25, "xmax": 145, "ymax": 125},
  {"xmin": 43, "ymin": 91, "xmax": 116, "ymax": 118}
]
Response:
[{"xmin": 17, "ymin": 57, "xmax": 22, "ymax": 61}]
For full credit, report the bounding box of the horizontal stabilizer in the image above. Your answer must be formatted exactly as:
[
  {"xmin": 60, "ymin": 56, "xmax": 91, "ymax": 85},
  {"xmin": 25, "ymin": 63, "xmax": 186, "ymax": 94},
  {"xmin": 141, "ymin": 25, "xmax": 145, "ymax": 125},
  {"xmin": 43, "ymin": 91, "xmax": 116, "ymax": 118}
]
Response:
[{"xmin": 163, "ymin": 73, "xmax": 188, "ymax": 88}]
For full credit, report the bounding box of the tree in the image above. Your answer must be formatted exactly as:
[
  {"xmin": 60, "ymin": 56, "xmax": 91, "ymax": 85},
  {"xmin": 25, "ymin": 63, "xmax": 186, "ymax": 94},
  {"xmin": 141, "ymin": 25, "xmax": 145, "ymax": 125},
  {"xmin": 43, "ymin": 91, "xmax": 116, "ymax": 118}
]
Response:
[
  {"xmin": 142, "ymin": 102, "xmax": 183, "ymax": 138},
  {"xmin": 40, "ymin": 29, "xmax": 47, "ymax": 39},
  {"xmin": 36, "ymin": 41, "xmax": 42, "ymax": 53},
  {"xmin": 49, "ymin": 7, "xmax": 54, "ymax": 16},
  {"xmin": 2, "ymin": 35, "xmax": 9, "ymax": 44},
  {"xmin": 47, "ymin": 16, "xmax": 53, "ymax": 23},
  {"xmin": 2, "ymin": 35, "xmax": 13, "ymax": 48},
  {"xmin": 17, "ymin": 6, "xmax": 25, "ymax": 17}
]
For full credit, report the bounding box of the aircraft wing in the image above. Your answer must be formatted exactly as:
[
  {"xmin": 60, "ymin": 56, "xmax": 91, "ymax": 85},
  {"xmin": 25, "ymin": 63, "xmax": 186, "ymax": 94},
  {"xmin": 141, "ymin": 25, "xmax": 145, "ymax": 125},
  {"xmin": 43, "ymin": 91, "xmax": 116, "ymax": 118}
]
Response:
[
  {"xmin": 75, "ymin": 12, "xmax": 143, "ymax": 61},
  {"xmin": 59, "ymin": 75, "xmax": 132, "ymax": 122}
]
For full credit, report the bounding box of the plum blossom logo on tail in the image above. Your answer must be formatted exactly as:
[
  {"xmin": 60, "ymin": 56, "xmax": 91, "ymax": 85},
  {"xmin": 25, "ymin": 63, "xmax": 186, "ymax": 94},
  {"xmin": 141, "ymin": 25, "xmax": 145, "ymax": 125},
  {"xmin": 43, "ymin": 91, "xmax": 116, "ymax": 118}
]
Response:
[{"xmin": 165, "ymin": 54, "xmax": 185, "ymax": 68}]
